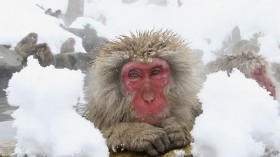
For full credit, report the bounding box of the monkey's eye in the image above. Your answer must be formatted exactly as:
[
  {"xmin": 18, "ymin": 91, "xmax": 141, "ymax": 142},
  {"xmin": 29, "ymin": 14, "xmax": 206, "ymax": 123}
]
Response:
[
  {"xmin": 151, "ymin": 68, "xmax": 160, "ymax": 75},
  {"xmin": 128, "ymin": 70, "xmax": 140, "ymax": 78}
]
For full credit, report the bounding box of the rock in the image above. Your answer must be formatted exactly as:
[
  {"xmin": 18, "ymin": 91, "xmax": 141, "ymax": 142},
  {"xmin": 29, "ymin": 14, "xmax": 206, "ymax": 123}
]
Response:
[
  {"xmin": 0, "ymin": 46, "xmax": 23, "ymax": 100},
  {"xmin": 65, "ymin": 25, "xmax": 108, "ymax": 53},
  {"xmin": 271, "ymin": 62, "xmax": 280, "ymax": 83},
  {"xmin": 222, "ymin": 40, "xmax": 260, "ymax": 55},
  {"xmin": 215, "ymin": 26, "xmax": 260, "ymax": 56},
  {"xmin": 0, "ymin": 45, "xmax": 11, "ymax": 49},
  {"xmin": 0, "ymin": 46, "xmax": 23, "ymax": 73}
]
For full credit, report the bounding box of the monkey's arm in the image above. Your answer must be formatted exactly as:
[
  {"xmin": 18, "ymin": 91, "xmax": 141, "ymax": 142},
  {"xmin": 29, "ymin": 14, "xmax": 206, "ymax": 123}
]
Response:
[
  {"xmin": 160, "ymin": 117, "xmax": 192, "ymax": 149},
  {"xmin": 103, "ymin": 122, "xmax": 170, "ymax": 157}
]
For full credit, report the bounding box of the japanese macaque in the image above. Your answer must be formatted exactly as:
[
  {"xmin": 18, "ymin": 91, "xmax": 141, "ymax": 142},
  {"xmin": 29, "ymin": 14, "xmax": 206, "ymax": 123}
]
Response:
[
  {"xmin": 213, "ymin": 51, "xmax": 276, "ymax": 98},
  {"xmin": 85, "ymin": 30, "xmax": 202, "ymax": 156},
  {"xmin": 45, "ymin": 8, "xmax": 61, "ymax": 18},
  {"xmin": 15, "ymin": 33, "xmax": 38, "ymax": 59},
  {"xmin": 32, "ymin": 43, "xmax": 55, "ymax": 67},
  {"xmin": 15, "ymin": 33, "xmax": 55, "ymax": 67},
  {"xmin": 45, "ymin": 8, "xmax": 52, "ymax": 15},
  {"xmin": 52, "ymin": 9, "xmax": 62, "ymax": 18},
  {"xmin": 60, "ymin": 37, "xmax": 75, "ymax": 53}
]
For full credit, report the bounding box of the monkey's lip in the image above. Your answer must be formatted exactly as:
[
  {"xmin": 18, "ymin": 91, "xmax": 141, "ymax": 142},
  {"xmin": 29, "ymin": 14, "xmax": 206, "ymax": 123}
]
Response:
[
  {"xmin": 137, "ymin": 114, "xmax": 165, "ymax": 125},
  {"xmin": 138, "ymin": 117, "xmax": 162, "ymax": 125}
]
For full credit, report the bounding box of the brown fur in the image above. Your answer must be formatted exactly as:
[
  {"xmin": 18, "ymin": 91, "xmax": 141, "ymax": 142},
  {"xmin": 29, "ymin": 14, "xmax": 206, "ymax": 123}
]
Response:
[
  {"xmin": 15, "ymin": 33, "xmax": 55, "ymax": 67},
  {"xmin": 52, "ymin": 10, "xmax": 61, "ymax": 18},
  {"xmin": 32, "ymin": 43, "xmax": 55, "ymax": 67},
  {"xmin": 45, "ymin": 8, "xmax": 52, "ymax": 15},
  {"xmin": 15, "ymin": 33, "xmax": 38, "ymax": 59},
  {"xmin": 60, "ymin": 37, "xmax": 75, "ymax": 53},
  {"xmin": 214, "ymin": 51, "xmax": 267, "ymax": 78},
  {"xmin": 85, "ymin": 30, "xmax": 202, "ymax": 156},
  {"xmin": 45, "ymin": 8, "xmax": 61, "ymax": 18},
  {"xmin": 212, "ymin": 51, "xmax": 277, "ymax": 98}
]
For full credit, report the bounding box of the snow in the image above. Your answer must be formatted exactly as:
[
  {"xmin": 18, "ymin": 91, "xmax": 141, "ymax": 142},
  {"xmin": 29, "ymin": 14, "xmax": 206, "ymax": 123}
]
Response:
[
  {"xmin": 83, "ymin": 0, "xmax": 280, "ymax": 62},
  {"xmin": 70, "ymin": 17, "xmax": 114, "ymax": 39},
  {"xmin": 192, "ymin": 69, "xmax": 280, "ymax": 157},
  {"xmin": 37, "ymin": 0, "xmax": 68, "ymax": 13},
  {"xmin": 5, "ymin": 58, "xmax": 109, "ymax": 157},
  {"xmin": 174, "ymin": 149, "xmax": 186, "ymax": 157},
  {"xmin": 1, "ymin": 0, "xmax": 280, "ymax": 61},
  {"xmin": 0, "ymin": 0, "xmax": 85, "ymax": 54}
]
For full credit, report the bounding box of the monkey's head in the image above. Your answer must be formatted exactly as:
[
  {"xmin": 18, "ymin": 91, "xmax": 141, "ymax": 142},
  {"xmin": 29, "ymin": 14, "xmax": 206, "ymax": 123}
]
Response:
[
  {"xmin": 29, "ymin": 33, "xmax": 38, "ymax": 44},
  {"xmin": 22, "ymin": 33, "xmax": 37, "ymax": 45},
  {"xmin": 68, "ymin": 37, "xmax": 75, "ymax": 45},
  {"xmin": 216, "ymin": 51, "xmax": 276, "ymax": 98},
  {"xmin": 87, "ymin": 30, "xmax": 201, "ymax": 127},
  {"xmin": 55, "ymin": 10, "xmax": 62, "ymax": 15},
  {"xmin": 45, "ymin": 8, "xmax": 52, "ymax": 15}
]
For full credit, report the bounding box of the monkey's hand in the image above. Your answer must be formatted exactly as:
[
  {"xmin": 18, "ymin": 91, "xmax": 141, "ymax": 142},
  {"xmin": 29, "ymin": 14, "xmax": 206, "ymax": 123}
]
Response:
[
  {"xmin": 160, "ymin": 117, "xmax": 192, "ymax": 149},
  {"xmin": 104, "ymin": 122, "xmax": 170, "ymax": 156}
]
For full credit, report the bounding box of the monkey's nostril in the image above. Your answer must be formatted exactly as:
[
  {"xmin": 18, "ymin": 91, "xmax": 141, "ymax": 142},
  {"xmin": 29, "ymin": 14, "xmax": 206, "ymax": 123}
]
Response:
[
  {"xmin": 145, "ymin": 98, "xmax": 154, "ymax": 104},
  {"xmin": 143, "ymin": 91, "xmax": 155, "ymax": 104}
]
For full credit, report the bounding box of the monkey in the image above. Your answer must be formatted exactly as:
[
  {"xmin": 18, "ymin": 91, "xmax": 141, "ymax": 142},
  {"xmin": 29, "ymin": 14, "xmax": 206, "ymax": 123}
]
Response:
[
  {"xmin": 212, "ymin": 51, "xmax": 276, "ymax": 98},
  {"xmin": 60, "ymin": 37, "xmax": 75, "ymax": 53},
  {"xmin": 54, "ymin": 52, "xmax": 90, "ymax": 71},
  {"xmin": 32, "ymin": 43, "xmax": 55, "ymax": 67},
  {"xmin": 15, "ymin": 33, "xmax": 55, "ymax": 67},
  {"xmin": 45, "ymin": 8, "xmax": 61, "ymax": 18},
  {"xmin": 85, "ymin": 30, "xmax": 202, "ymax": 156},
  {"xmin": 45, "ymin": 8, "xmax": 52, "ymax": 15},
  {"xmin": 15, "ymin": 33, "xmax": 38, "ymax": 60},
  {"xmin": 52, "ymin": 9, "xmax": 62, "ymax": 18}
]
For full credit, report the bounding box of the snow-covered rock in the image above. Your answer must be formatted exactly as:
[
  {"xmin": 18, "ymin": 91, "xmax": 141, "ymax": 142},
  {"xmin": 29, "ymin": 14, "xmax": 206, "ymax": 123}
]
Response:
[{"xmin": 6, "ymin": 57, "xmax": 109, "ymax": 157}]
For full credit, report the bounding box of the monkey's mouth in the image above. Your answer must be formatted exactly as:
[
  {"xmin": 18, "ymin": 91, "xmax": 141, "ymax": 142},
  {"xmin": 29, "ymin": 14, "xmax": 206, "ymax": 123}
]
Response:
[{"xmin": 136, "ymin": 113, "xmax": 166, "ymax": 125}]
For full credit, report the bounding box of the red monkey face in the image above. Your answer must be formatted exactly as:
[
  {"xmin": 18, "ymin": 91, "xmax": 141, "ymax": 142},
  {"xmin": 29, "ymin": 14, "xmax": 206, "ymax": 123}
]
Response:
[
  {"xmin": 252, "ymin": 66, "xmax": 276, "ymax": 98},
  {"xmin": 121, "ymin": 58, "xmax": 170, "ymax": 124}
]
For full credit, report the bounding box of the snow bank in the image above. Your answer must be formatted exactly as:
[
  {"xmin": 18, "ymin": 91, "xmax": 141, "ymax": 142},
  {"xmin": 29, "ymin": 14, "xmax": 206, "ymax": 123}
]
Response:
[
  {"xmin": 0, "ymin": 0, "xmax": 85, "ymax": 54},
  {"xmin": 6, "ymin": 57, "xmax": 109, "ymax": 157},
  {"xmin": 192, "ymin": 69, "xmax": 280, "ymax": 157}
]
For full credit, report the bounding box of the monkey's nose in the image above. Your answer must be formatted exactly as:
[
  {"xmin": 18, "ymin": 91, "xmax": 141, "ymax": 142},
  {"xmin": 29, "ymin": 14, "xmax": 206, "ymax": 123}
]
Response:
[{"xmin": 143, "ymin": 88, "xmax": 155, "ymax": 104}]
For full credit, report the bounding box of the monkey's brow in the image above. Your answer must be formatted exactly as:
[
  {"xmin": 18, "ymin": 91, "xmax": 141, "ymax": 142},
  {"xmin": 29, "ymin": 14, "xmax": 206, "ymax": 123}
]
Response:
[{"xmin": 152, "ymin": 65, "xmax": 163, "ymax": 69}]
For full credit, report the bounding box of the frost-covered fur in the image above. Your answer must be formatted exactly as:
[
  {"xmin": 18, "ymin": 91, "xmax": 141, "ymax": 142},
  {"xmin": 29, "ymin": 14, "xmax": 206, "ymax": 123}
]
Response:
[
  {"xmin": 85, "ymin": 30, "xmax": 202, "ymax": 131},
  {"xmin": 214, "ymin": 51, "xmax": 267, "ymax": 78}
]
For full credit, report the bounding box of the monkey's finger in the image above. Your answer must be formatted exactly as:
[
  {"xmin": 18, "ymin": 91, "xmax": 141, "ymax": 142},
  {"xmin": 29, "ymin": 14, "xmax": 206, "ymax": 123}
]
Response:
[
  {"xmin": 169, "ymin": 140, "xmax": 190, "ymax": 150},
  {"xmin": 160, "ymin": 133, "xmax": 170, "ymax": 150},
  {"xmin": 164, "ymin": 126, "xmax": 178, "ymax": 135},
  {"xmin": 156, "ymin": 129, "xmax": 170, "ymax": 150},
  {"xmin": 143, "ymin": 141, "xmax": 159, "ymax": 157},
  {"xmin": 150, "ymin": 136, "xmax": 166, "ymax": 153}
]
